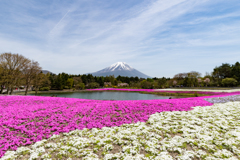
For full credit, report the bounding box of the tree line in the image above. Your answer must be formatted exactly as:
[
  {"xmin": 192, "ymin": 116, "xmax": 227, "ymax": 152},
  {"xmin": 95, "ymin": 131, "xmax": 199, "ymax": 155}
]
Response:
[
  {"xmin": 37, "ymin": 62, "xmax": 240, "ymax": 89},
  {"xmin": 172, "ymin": 62, "xmax": 240, "ymax": 87},
  {"xmin": 1, "ymin": 52, "xmax": 240, "ymax": 95}
]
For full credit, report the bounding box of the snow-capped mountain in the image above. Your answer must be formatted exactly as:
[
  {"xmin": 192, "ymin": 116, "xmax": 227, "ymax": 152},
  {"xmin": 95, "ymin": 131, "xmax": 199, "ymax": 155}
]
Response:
[{"xmin": 89, "ymin": 62, "xmax": 151, "ymax": 78}]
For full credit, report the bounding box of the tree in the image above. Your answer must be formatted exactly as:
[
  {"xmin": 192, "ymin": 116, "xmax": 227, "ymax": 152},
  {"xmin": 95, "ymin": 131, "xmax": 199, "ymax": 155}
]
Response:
[
  {"xmin": 141, "ymin": 80, "xmax": 153, "ymax": 89},
  {"xmin": 81, "ymin": 74, "xmax": 87, "ymax": 84},
  {"xmin": 147, "ymin": 78, "xmax": 154, "ymax": 82},
  {"xmin": 204, "ymin": 78, "xmax": 210, "ymax": 86},
  {"xmin": 33, "ymin": 72, "xmax": 45, "ymax": 95},
  {"xmin": 158, "ymin": 77, "xmax": 167, "ymax": 88},
  {"xmin": 0, "ymin": 64, "xmax": 6, "ymax": 94},
  {"xmin": 188, "ymin": 71, "xmax": 201, "ymax": 78},
  {"xmin": 55, "ymin": 74, "xmax": 63, "ymax": 90},
  {"xmin": 40, "ymin": 73, "xmax": 51, "ymax": 89},
  {"xmin": 0, "ymin": 53, "xmax": 30, "ymax": 94},
  {"xmin": 113, "ymin": 79, "xmax": 118, "ymax": 86},
  {"xmin": 134, "ymin": 76, "xmax": 139, "ymax": 82},
  {"xmin": 88, "ymin": 82, "xmax": 99, "ymax": 89},
  {"xmin": 99, "ymin": 76, "xmax": 104, "ymax": 87},
  {"xmin": 66, "ymin": 78, "xmax": 74, "ymax": 89},
  {"xmin": 73, "ymin": 77, "xmax": 82, "ymax": 84},
  {"xmin": 222, "ymin": 78, "xmax": 237, "ymax": 87},
  {"xmin": 75, "ymin": 83, "xmax": 85, "ymax": 90},
  {"xmin": 22, "ymin": 60, "xmax": 42, "ymax": 95},
  {"xmin": 173, "ymin": 73, "xmax": 188, "ymax": 80},
  {"xmin": 86, "ymin": 74, "xmax": 94, "ymax": 83},
  {"xmin": 198, "ymin": 78, "xmax": 202, "ymax": 86},
  {"xmin": 173, "ymin": 80, "xmax": 177, "ymax": 86},
  {"xmin": 213, "ymin": 63, "xmax": 232, "ymax": 79},
  {"xmin": 231, "ymin": 62, "xmax": 240, "ymax": 84}
]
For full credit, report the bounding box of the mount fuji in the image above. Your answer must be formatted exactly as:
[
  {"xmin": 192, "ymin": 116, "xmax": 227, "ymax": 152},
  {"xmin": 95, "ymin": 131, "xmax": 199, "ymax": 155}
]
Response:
[{"xmin": 89, "ymin": 62, "xmax": 151, "ymax": 78}]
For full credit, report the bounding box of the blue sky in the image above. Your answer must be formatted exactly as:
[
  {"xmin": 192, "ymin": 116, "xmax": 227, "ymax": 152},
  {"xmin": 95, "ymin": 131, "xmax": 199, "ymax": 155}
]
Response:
[{"xmin": 0, "ymin": 0, "xmax": 240, "ymax": 78}]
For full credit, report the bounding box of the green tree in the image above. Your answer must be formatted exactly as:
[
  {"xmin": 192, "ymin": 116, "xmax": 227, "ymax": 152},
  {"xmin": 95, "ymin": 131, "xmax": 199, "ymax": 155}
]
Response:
[
  {"xmin": 55, "ymin": 74, "xmax": 63, "ymax": 90},
  {"xmin": 81, "ymin": 74, "xmax": 87, "ymax": 84},
  {"xmin": 99, "ymin": 76, "xmax": 104, "ymax": 86},
  {"xmin": 66, "ymin": 78, "xmax": 74, "ymax": 89},
  {"xmin": 147, "ymin": 78, "xmax": 154, "ymax": 82},
  {"xmin": 61, "ymin": 72, "xmax": 69, "ymax": 87},
  {"xmin": 158, "ymin": 77, "xmax": 167, "ymax": 88},
  {"xmin": 134, "ymin": 76, "xmax": 139, "ymax": 82},
  {"xmin": 75, "ymin": 82, "xmax": 85, "ymax": 90},
  {"xmin": 88, "ymin": 82, "xmax": 99, "ymax": 89},
  {"xmin": 141, "ymin": 80, "xmax": 153, "ymax": 89},
  {"xmin": 231, "ymin": 62, "xmax": 240, "ymax": 84},
  {"xmin": 87, "ymin": 74, "xmax": 94, "ymax": 83},
  {"xmin": 222, "ymin": 78, "xmax": 237, "ymax": 87},
  {"xmin": 213, "ymin": 63, "xmax": 232, "ymax": 79},
  {"xmin": 113, "ymin": 79, "xmax": 118, "ymax": 86}
]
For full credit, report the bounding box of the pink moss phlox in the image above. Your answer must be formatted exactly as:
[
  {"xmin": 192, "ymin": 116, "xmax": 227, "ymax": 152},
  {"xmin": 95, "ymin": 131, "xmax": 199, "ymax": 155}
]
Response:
[
  {"xmin": 87, "ymin": 88, "xmax": 232, "ymax": 95},
  {"xmin": 1, "ymin": 91, "xmax": 240, "ymax": 157}
]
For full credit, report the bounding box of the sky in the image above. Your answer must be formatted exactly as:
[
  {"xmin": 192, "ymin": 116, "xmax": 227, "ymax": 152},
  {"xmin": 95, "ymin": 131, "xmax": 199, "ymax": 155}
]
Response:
[{"xmin": 0, "ymin": 0, "xmax": 240, "ymax": 78}]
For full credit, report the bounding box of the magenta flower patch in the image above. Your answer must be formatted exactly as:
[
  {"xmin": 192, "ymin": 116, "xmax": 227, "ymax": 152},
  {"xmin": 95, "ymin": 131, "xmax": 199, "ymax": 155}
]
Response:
[{"xmin": 87, "ymin": 88, "xmax": 229, "ymax": 95}]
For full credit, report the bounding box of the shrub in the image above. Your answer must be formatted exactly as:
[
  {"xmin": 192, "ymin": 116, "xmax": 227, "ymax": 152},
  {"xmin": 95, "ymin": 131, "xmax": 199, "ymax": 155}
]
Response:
[
  {"xmin": 222, "ymin": 78, "xmax": 238, "ymax": 87},
  {"xmin": 64, "ymin": 86, "xmax": 69, "ymax": 89},
  {"xmin": 75, "ymin": 83, "xmax": 85, "ymax": 90},
  {"xmin": 39, "ymin": 87, "xmax": 50, "ymax": 91},
  {"xmin": 194, "ymin": 91, "xmax": 198, "ymax": 97},
  {"xmin": 141, "ymin": 80, "xmax": 153, "ymax": 89},
  {"xmin": 88, "ymin": 82, "xmax": 100, "ymax": 89}
]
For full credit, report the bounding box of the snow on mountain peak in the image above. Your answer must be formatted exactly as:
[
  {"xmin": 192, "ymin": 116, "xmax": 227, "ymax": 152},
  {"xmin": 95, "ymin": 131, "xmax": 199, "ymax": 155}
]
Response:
[
  {"xmin": 108, "ymin": 62, "xmax": 133, "ymax": 71},
  {"xmin": 90, "ymin": 62, "xmax": 151, "ymax": 78}
]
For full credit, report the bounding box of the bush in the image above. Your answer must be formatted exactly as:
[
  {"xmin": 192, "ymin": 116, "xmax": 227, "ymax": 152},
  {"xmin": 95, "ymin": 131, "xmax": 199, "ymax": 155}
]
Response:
[
  {"xmin": 141, "ymin": 80, "xmax": 153, "ymax": 89},
  {"xmin": 75, "ymin": 83, "xmax": 85, "ymax": 90},
  {"xmin": 66, "ymin": 78, "xmax": 74, "ymax": 89},
  {"xmin": 194, "ymin": 91, "xmax": 198, "ymax": 97},
  {"xmin": 88, "ymin": 82, "xmax": 100, "ymax": 89},
  {"xmin": 222, "ymin": 78, "xmax": 238, "ymax": 87},
  {"xmin": 39, "ymin": 87, "xmax": 50, "ymax": 91},
  {"xmin": 64, "ymin": 86, "xmax": 69, "ymax": 89}
]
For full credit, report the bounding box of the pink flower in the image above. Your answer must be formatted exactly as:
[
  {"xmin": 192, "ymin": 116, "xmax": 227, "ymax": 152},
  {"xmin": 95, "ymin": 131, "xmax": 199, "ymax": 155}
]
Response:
[{"xmin": 1, "ymin": 91, "xmax": 240, "ymax": 158}]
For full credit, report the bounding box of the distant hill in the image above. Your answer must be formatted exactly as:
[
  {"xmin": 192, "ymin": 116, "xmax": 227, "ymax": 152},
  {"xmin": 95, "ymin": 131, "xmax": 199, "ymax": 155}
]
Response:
[
  {"xmin": 89, "ymin": 62, "xmax": 151, "ymax": 78},
  {"xmin": 41, "ymin": 70, "xmax": 53, "ymax": 74}
]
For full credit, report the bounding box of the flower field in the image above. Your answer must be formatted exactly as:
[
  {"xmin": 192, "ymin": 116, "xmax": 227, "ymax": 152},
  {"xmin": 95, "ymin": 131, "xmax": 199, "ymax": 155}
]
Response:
[
  {"xmin": 87, "ymin": 88, "xmax": 230, "ymax": 95},
  {"xmin": 1, "ymin": 90, "xmax": 240, "ymax": 159}
]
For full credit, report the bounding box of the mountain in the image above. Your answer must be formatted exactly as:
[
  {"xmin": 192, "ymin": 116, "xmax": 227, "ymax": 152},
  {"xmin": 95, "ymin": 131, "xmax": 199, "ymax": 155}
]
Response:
[
  {"xmin": 89, "ymin": 62, "xmax": 151, "ymax": 78},
  {"xmin": 41, "ymin": 70, "xmax": 53, "ymax": 74}
]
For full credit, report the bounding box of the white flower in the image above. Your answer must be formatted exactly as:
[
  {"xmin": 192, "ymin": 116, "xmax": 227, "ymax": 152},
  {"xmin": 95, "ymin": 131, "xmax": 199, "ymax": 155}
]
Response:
[
  {"xmin": 155, "ymin": 152, "xmax": 173, "ymax": 160},
  {"xmin": 31, "ymin": 139, "xmax": 47, "ymax": 149},
  {"xmin": 49, "ymin": 134, "xmax": 60, "ymax": 140},
  {"xmin": 214, "ymin": 149, "xmax": 233, "ymax": 158},
  {"xmin": 16, "ymin": 147, "xmax": 30, "ymax": 154},
  {"xmin": 1, "ymin": 151, "xmax": 17, "ymax": 160},
  {"xmin": 4, "ymin": 100, "xmax": 240, "ymax": 159},
  {"xmin": 29, "ymin": 152, "xmax": 39, "ymax": 160}
]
